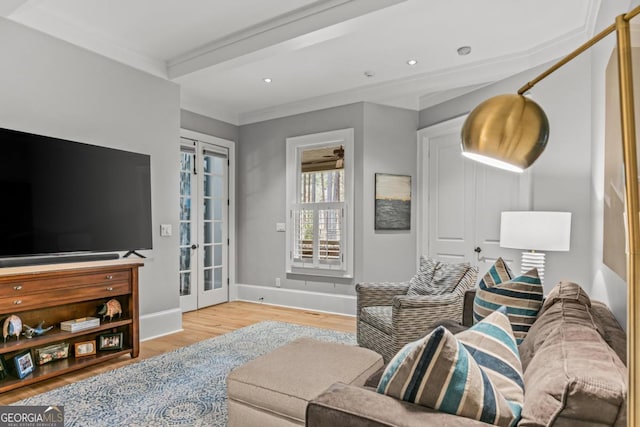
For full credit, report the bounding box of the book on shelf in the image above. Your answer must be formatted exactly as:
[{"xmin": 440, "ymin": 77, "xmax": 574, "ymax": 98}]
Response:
[{"xmin": 60, "ymin": 317, "xmax": 100, "ymax": 332}]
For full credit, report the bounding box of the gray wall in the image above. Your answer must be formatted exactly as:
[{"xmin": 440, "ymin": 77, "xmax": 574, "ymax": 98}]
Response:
[
  {"xmin": 361, "ymin": 103, "xmax": 419, "ymax": 282},
  {"xmin": 0, "ymin": 18, "xmax": 182, "ymax": 337},
  {"xmin": 419, "ymin": 57, "xmax": 593, "ymax": 297},
  {"xmin": 181, "ymin": 109, "xmax": 239, "ymax": 142},
  {"xmin": 237, "ymin": 102, "xmax": 418, "ymax": 297}
]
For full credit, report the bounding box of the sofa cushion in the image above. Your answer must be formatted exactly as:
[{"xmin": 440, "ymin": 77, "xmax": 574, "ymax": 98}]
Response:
[
  {"xmin": 518, "ymin": 282, "xmax": 627, "ymax": 426},
  {"xmin": 519, "ymin": 320, "xmax": 627, "ymax": 426},
  {"xmin": 518, "ymin": 281, "xmax": 596, "ymax": 370},
  {"xmin": 474, "ymin": 260, "xmax": 543, "ymax": 344},
  {"xmin": 539, "ymin": 280, "xmax": 591, "ymax": 315},
  {"xmin": 377, "ymin": 307, "xmax": 523, "ymax": 426},
  {"xmin": 407, "ymin": 256, "xmax": 470, "ymax": 296}
]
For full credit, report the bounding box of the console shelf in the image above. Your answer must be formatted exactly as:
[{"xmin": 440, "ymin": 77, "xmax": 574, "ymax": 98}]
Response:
[{"xmin": 0, "ymin": 259, "xmax": 142, "ymax": 393}]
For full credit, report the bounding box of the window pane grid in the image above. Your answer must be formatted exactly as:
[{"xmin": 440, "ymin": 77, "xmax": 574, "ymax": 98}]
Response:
[
  {"xmin": 293, "ymin": 208, "xmax": 314, "ymax": 264},
  {"xmin": 292, "ymin": 204, "xmax": 343, "ymax": 268},
  {"xmin": 318, "ymin": 208, "xmax": 341, "ymax": 265}
]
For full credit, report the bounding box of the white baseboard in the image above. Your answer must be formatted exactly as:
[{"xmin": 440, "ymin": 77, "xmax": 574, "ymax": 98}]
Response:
[
  {"xmin": 234, "ymin": 283, "xmax": 356, "ymax": 316},
  {"xmin": 140, "ymin": 308, "xmax": 183, "ymax": 341}
]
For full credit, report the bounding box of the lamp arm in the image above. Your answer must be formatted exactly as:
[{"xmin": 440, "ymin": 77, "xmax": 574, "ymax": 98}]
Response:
[
  {"xmin": 516, "ymin": 6, "xmax": 640, "ymax": 95},
  {"xmin": 616, "ymin": 13, "xmax": 640, "ymax": 426}
]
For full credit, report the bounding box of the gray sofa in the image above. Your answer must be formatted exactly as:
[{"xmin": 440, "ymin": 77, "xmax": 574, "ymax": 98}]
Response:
[{"xmin": 307, "ymin": 282, "xmax": 627, "ymax": 426}]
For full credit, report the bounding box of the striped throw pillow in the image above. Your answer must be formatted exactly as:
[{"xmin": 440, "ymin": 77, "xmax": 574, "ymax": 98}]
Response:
[
  {"xmin": 407, "ymin": 256, "xmax": 470, "ymax": 295},
  {"xmin": 474, "ymin": 259, "xmax": 543, "ymax": 344},
  {"xmin": 377, "ymin": 306, "xmax": 523, "ymax": 426}
]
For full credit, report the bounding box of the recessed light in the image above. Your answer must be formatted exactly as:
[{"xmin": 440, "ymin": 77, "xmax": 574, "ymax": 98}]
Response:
[
  {"xmin": 263, "ymin": 78, "xmax": 272, "ymax": 83},
  {"xmin": 364, "ymin": 70, "xmax": 375, "ymax": 78},
  {"xmin": 406, "ymin": 59, "xmax": 418, "ymax": 66},
  {"xmin": 457, "ymin": 46, "xmax": 472, "ymax": 56}
]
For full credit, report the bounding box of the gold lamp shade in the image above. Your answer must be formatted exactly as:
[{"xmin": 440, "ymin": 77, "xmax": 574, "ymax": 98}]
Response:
[{"xmin": 461, "ymin": 94, "xmax": 549, "ymax": 172}]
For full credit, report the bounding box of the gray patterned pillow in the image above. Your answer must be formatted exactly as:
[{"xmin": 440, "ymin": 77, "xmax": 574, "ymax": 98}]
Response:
[{"xmin": 407, "ymin": 256, "xmax": 470, "ymax": 296}]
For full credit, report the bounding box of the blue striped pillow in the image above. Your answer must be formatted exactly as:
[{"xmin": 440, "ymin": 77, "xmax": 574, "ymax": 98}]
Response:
[
  {"xmin": 474, "ymin": 259, "xmax": 543, "ymax": 344},
  {"xmin": 377, "ymin": 306, "xmax": 523, "ymax": 426}
]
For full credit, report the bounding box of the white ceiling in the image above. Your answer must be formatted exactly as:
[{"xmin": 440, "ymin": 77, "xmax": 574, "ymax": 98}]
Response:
[{"xmin": 4, "ymin": 0, "xmax": 601, "ymax": 125}]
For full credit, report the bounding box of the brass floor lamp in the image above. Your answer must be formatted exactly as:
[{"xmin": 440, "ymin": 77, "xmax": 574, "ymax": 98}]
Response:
[{"xmin": 460, "ymin": 6, "xmax": 640, "ymax": 425}]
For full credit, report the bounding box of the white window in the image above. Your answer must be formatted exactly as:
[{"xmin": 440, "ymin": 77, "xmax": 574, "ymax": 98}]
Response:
[{"xmin": 286, "ymin": 129, "xmax": 354, "ymax": 278}]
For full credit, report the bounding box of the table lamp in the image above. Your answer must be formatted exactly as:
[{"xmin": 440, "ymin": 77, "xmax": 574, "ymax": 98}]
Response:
[{"xmin": 499, "ymin": 211, "xmax": 572, "ymax": 283}]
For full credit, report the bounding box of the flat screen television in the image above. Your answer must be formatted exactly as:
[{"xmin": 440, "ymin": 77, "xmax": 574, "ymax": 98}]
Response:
[{"xmin": 0, "ymin": 127, "xmax": 152, "ymax": 263}]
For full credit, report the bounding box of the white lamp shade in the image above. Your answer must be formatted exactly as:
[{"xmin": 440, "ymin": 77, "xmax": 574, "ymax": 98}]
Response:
[{"xmin": 500, "ymin": 211, "xmax": 572, "ymax": 251}]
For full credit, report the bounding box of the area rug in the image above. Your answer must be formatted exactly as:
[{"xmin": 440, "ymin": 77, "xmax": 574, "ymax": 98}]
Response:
[{"xmin": 15, "ymin": 321, "xmax": 356, "ymax": 426}]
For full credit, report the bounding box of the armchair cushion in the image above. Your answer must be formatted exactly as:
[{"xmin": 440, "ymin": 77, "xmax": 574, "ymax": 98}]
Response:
[
  {"xmin": 407, "ymin": 256, "xmax": 470, "ymax": 296},
  {"xmin": 360, "ymin": 306, "xmax": 393, "ymax": 335},
  {"xmin": 376, "ymin": 306, "xmax": 523, "ymax": 426},
  {"xmin": 473, "ymin": 258, "xmax": 543, "ymax": 344}
]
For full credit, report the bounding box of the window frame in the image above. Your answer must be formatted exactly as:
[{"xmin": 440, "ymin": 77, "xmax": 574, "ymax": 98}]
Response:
[{"xmin": 285, "ymin": 128, "xmax": 354, "ymax": 278}]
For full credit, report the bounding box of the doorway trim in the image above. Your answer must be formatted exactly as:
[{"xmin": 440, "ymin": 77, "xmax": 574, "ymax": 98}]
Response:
[{"xmin": 180, "ymin": 129, "xmax": 236, "ymax": 302}]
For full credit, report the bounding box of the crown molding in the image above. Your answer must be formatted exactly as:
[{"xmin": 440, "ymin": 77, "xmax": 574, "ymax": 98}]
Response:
[{"xmin": 7, "ymin": 1, "xmax": 167, "ymax": 77}]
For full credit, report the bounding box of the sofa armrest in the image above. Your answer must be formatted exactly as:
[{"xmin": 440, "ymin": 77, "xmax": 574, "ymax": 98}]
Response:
[
  {"xmin": 306, "ymin": 383, "xmax": 489, "ymax": 427},
  {"xmin": 389, "ymin": 294, "xmax": 466, "ymax": 343},
  {"xmin": 392, "ymin": 292, "xmax": 460, "ymax": 309},
  {"xmin": 356, "ymin": 282, "xmax": 410, "ymax": 312}
]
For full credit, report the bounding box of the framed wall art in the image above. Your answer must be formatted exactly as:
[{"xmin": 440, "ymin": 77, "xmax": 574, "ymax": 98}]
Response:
[{"xmin": 375, "ymin": 173, "xmax": 411, "ymax": 230}]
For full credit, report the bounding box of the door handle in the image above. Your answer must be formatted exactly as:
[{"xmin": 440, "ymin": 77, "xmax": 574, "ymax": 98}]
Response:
[
  {"xmin": 191, "ymin": 244, "xmax": 198, "ymax": 250},
  {"xmin": 474, "ymin": 247, "xmax": 482, "ymax": 253}
]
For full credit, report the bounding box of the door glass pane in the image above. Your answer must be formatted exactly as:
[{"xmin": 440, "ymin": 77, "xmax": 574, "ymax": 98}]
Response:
[
  {"xmin": 204, "ymin": 199, "xmax": 212, "ymax": 221},
  {"xmin": 204, "ymin": 175, "xmax": 212, "ymax": 197},
  {"xmin": 204, "ymin": 245, "xmax": 212, "ymax": 268},
  {"xmin": 213, "ymin": 176, "xmax": 223, "ymax": 197},
  {"xmin": 204, "ymin": 268, "xmax": 213, "ymax": 291},
  {"xmin": 214, "ymin": 199, "xmax": 222, "ymax": 221},
  {"xmin": 180, "ymin": 272, "xmax": 191, "ymax": 296},
  {"xmin": 203, "ymin": 156, "xmax": 212, "ymax": 174},
  {"xmin": 180, "ymin": 172, "xmax": 191, "ymax": 195},
  {"xmin": 213, "ymin": 156, "xmax": 224, "ymax": 174},
  {"xmin": 214, "ymin": 267, "xmax": 222, "ymax": 289},
  {"xmin": 204, "ymin": 221, "xmax": 213, "ymax": 244},
  {"xmin": 181, "ymin": 152, "xmax": 192, "ymax": 172},
  {"xmin": 180, "ymin": 248, "xmax": 191, "ymax": 271},
  {"xmin": 214, "ymin": 245, "xmax": 222, "ymax": 266},
  {"xmin": 180, "ymin": 223, "xmax": 190, "ymax": 246},
  {"xmin": 214, "ymin": 222, "xmax": 222, "ymax": 244},
  {"xmin": 180, "ymin": 197, "xmax": 191, "ymax": 221}
]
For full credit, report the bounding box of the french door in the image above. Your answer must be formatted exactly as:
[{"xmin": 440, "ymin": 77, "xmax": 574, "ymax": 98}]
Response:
[{"xmin": 179, "ymin": 138, "xmax": 229, "ymax": 312}]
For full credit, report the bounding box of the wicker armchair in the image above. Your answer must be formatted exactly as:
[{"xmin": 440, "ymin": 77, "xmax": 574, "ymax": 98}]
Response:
[{"xmin": 356, "ymin": 267, "xmax": 477, "ymax": 362}]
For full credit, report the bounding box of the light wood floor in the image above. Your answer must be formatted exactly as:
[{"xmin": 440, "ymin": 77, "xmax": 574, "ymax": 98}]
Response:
[{"xmin": 0, "ymin": 301, "xmax": 356, "ymax": 405}]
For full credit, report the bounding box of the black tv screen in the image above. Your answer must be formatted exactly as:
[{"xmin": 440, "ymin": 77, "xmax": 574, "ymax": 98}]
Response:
[{"xmin": 0, "ymin": 127, "xmax": 152, "ymax": 258}]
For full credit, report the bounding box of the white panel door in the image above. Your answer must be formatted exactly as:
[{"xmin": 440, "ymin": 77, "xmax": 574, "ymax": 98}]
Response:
[
  {"xmin": 473, "ymin": 159, "xmax": 528, "ymax": 272},
  {"xmin": 427, "ymin": 132, "xmax": 474, "ymax": 264},
  {"xmin": 419, "ymin": 116, "xmax": 528, "ymax": 273}
]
